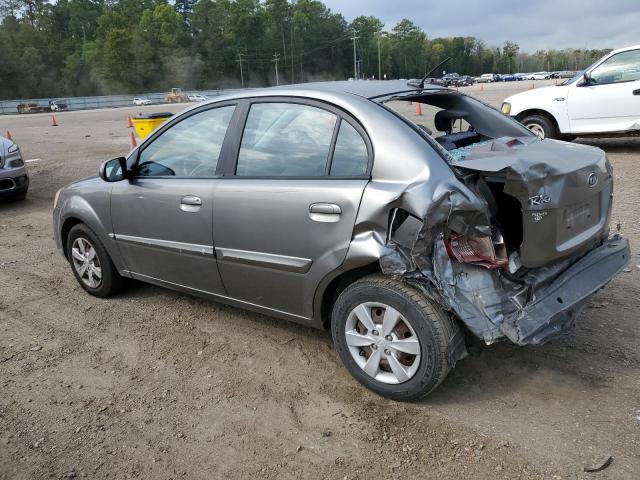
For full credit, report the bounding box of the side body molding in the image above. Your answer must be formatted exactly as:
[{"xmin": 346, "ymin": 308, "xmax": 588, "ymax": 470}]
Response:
[{"xmin": 215, "ymin": 247, "xmax": 312, "ymax": 273}]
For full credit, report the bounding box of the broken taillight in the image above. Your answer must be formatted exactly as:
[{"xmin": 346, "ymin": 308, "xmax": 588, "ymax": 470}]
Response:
[{"xmin": 444, "ymin": 232, "xmax": 508, "ymax": 269}]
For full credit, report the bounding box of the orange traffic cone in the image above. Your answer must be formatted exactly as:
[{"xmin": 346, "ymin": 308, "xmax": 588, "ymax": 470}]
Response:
[
  {"xmin": 127, "ymin": 115, "xmax": 134, "ymax": 128},
  {"xmin": 530, "ymin": 82, "xmax": 535, "ymax": 90},
  {"xmin": 51, "ymin": 115, "xmax": 59, "ymax": 126},
  {"xmin": 129, "ymin": 131, "xmax": 137, "ymax": 149},
  {"xmin": 415, "ymin": 102, "xmax": 423, "ymax": 116},
  {"xmin": 5, "ymin": 130, "xmax": 12, "ymax": 141}
]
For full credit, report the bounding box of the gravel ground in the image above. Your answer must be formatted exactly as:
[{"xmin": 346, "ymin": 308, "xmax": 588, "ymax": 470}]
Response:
[{"xmin": 1, "ymin": 80, "xmax": 639, "ymax": 479}]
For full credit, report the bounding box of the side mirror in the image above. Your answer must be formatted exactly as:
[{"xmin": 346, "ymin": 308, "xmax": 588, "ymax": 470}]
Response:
[
  {"xmin": 582, "ymin": 72, "xmax": 591, "ymax": 86},
  {"xmin": 99, "ymin": 157, "xmax": 128, "ymax": 182}
]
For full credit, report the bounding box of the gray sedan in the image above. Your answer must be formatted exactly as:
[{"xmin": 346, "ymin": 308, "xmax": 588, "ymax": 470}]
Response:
[{"xmin": 52, "ymin": 80, "xmax": 629, "ymax": 400}]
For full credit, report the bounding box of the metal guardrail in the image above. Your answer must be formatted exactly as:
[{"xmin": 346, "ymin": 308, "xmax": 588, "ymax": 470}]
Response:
[{"xmin": 0, "ymin": 89, "xmax": 245, "ymax": 115}]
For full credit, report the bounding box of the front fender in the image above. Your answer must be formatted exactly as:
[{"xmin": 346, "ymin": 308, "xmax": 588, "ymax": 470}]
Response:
[
  {"xmin": 506, "ymin": 87, "xmax": 571, "ymax": 134},
  {"xmin": 58, "ymin": 189, "xmax": 127, "ymax": 273}
]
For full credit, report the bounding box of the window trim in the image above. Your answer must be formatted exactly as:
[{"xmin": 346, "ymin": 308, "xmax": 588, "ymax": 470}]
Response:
[
  {"xmin": 222, "ymin": 96, "xmax": 373, "ymax": 180},
  {"xmin": 587, "ymin": 49, "xmax": 640, "ymax": 87},
  {"xmin": 130, "ymin": 101, "xmax": 240, "ymax": 180}
]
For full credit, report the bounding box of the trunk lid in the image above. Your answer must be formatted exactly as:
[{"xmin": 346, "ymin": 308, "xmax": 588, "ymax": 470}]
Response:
[{"xmin": 450, "ymin": 137, "xmax": 612, "ymax": 268}]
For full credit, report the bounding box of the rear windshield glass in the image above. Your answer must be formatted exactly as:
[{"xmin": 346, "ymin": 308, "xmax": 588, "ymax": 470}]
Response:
[{"xmin": 383, "ymin": 91, "xmax": 533, "ymax": 157}]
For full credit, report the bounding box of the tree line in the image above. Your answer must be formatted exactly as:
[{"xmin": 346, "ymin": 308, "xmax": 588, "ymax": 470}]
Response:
[{"xmin": 0, "ymin": 0, "xmax": 612, "ymax": 100}]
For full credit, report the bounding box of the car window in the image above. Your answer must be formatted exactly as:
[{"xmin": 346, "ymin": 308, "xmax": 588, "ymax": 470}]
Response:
[
  {"xmin": 236, "ymin": 102, "xmax": 337, "ymax": 177},
  {"xmin": 330, "ymin": 121, "xmax": 368, "ymax": 176},
  {"xmin": 590, "ymin": 50, "xmax": 640, "ymax": 85},
  {"xmin": 137, "ymin": 105, "xmax": 235, "ymax": 178}
]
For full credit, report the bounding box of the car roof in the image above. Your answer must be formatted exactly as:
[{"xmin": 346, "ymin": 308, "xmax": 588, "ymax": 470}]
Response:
[
  {"xmin": 273, "ymin": 79, "xmax": 445, "ymax": 100},
  {"xmin": 612, "ymin": 44, "xmax": 640, "ymax": 54}
]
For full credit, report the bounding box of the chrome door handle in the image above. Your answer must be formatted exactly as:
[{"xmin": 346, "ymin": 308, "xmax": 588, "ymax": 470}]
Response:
[
  {"xmin": 180, "ymin": 195, "xmax": 202, "ymax": 212},
  {"xmin": 309, "ymin": 203, "xmax": 341, "ymax": 214},
  {"xmin": 633, "ymin": 89, "xmax": 640, "ymax": 96}
]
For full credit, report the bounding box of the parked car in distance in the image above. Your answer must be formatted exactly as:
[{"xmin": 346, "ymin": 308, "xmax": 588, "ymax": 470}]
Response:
[
  {"xmin": 457, "ymin": 75, "xmax": 475, "ymax": 86},
  {"xmin": 50, "ymin": 100, "xmax": 68, "ymax": 111},
  {"xmin": 0, "ymin": 135, "xmax": 29, "ymax": 200},
  {"xmin": 498, "ymin": 73, "xmax": 520, "ymax": 82},
  {"xmin": 551, "ymin": 70, "xmax": 577, "ymax": 79},
  {"xmin": 441, "ymin": 73, "xmax": 460, "ymax": 86},
  {"xmin": 502, "ymin": 44, "xmax": 640, "ymax": 139},
  {"xmin": 475, "ymin": 73, "xmax": 498, "ymax": 83},
  {"xmin": 133, "ymin": 98, "xmax": 152, "ymax": 106},
  {"xmin": 527, "ymin": 72, "xmax": 551, "ymax": 80},
  {"xmin": 188, "ymin": 94, "xmax": 208, "ymax": 102},
  {"xmin": 52, "ymin": 80, "xmax": 629, "ymax": 401}
]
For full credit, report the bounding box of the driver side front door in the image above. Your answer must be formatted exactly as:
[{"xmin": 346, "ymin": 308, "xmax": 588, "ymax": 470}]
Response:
[
  {"xmin": 568, "ymin": 48, "xmax": 640, "ymax": 133},
  {"xmin": 110, "ymin": 104, "xmax": 237, "ymax": 295}
]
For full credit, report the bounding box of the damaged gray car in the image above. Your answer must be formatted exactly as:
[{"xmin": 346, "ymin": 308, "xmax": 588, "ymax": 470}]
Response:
[{"xmin": 52, "ymin": 80, "xmax": 630, "ymax": 400}]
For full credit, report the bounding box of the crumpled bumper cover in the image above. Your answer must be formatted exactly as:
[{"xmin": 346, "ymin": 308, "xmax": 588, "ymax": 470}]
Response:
[{"xmin": 500, "ymin": 235, "xmax": 630, "ymax": 345}]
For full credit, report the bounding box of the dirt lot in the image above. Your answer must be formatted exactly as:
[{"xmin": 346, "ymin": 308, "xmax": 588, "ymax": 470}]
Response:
[{"xmin": 1, "ymin": 80, "xmax": 639, "ymax": 479}]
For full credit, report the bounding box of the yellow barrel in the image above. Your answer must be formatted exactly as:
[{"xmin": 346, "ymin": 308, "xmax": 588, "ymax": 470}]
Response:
[{"xmin": 131, "ymin": 112, "xmax": 173, "ymax": 139}]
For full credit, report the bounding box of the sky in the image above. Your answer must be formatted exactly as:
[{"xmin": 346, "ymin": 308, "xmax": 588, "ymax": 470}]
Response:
[{"xmin": 322, "ymin": 0, "xmax": 640, "ymax": 52}]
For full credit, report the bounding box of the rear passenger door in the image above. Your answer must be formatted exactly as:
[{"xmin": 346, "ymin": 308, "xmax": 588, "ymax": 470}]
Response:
[{"xmin": 212, "ymin": 99, "xmax": 371, "ymax": 320}]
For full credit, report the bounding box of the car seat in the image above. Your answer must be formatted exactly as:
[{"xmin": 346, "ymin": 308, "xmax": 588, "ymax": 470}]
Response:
[{"xmin": 434, "ymin": 110, "xmax": 481, "ymax": 150}]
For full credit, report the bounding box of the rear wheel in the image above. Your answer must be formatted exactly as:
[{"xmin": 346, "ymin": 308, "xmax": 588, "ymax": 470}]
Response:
[
  {"xmin": 521, "ymin": 114, "xmax": 558, "ymax": 139},
  {"xmin": 331, "ymin": 275, "xmax": 460, "ymax": 401},
  {"xmin": 66, "ymin": 224, "xmax": 123, "ymax": 298}
]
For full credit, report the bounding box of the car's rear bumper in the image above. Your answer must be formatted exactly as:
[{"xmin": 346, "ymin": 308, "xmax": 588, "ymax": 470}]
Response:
[{"xmin": 500, "ymin": 235, "xmax": 630, "ymax": 345}]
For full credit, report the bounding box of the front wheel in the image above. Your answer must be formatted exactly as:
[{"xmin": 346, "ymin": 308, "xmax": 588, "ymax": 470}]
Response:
[
  {"xmin": 520, "ymin": 114, "xmax": 558, "ymax": 139},
  {"xmin": 331, "ymin": 275, "xmax": 461, "ymax": 401},
  {"xmin": 66, "ymin": 223, "xmax": 123, "ymax": 298}
]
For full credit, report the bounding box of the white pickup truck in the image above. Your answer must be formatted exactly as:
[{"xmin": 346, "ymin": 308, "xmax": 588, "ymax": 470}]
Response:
[{"xmin": 501, "ymin": 44, "xmax": 640, "ymax": 139}]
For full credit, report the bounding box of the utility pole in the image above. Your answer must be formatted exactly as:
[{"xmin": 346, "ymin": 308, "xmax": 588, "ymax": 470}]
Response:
[
  {"xmin": 272, "ymin": 53, "xmax": 280, "ymax": 86},
  {"xmin": 351, "ymin": 32, "xmax": 359, "ymax": 79},
  {"xmin": 236, "ymin": 52, "xmax": 245, "ymax": 88},
  {"xmin": 377, "ymin": 32, "xmax": 382, "ymax": 81}
]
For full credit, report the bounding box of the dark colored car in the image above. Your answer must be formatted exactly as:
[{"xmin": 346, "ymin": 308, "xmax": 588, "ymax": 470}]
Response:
[{"xmin": 52, "ymin": 80, "xmax": 630, "ymax": 400}]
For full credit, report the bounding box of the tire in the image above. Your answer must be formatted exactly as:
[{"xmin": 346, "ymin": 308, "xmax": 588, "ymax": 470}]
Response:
[
  {"xmin": 66, "ymin": 223, "xmax": 123, "ymax": 298},
  {"xmin": 331, "ymin": 275, "xmax": 461, "ymax": 401},
  {"xmin": 520, "ymin": 114, "xmax": 558, "ymax": 139}
]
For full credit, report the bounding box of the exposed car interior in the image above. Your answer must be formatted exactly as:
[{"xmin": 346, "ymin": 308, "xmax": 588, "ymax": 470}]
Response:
[{"xmin": 385, "ymin": 90, "xmax": 532, "ymax": 154}]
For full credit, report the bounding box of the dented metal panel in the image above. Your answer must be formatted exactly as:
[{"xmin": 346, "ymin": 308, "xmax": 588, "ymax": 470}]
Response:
[{"xmin": 342, "ymin": 91, "xmax": 629, "ymax": 346}]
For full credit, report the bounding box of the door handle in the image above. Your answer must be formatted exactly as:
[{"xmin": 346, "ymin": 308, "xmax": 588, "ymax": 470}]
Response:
[
  {"xmin": 180, "ymin": 195, "xmax": 202, "ymax": 212},
  {"xmin": 633, "ymin": 89, "xmax": 640, "ymax": 96},
  {"xmin": 309, "ymin": 203, "xmax": 341, "ymax": 223},
  {"xmin": 309, "ymin": 203, "xmax": 341, "ymax": 214},
  {"xmin": 181, "ymin": 195, "xmax": 202, "ymax": 206}
]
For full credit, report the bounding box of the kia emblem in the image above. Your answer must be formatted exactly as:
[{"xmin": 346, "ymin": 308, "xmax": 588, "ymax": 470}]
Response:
[{"xmin": 587, "ymin": 173, "xmax": 598, "ymax": 187}]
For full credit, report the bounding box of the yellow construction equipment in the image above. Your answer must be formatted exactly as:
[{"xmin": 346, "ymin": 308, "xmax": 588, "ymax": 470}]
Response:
[{"xmin": 165, "ymin": 87, "xmax": 188, "ymax": 103}]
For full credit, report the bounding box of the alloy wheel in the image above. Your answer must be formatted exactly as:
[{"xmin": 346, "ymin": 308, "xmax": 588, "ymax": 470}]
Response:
[
  {"xmin": 344, "ymin": 302, "xmax": 421, "ymax": 384},
  {"xmin": 71, "ymin": 237, "xmax": 102, "ymax": 288},
  {"xmin": 527, "ymin": 123, "xmax": 546, "ymax": 139}
]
